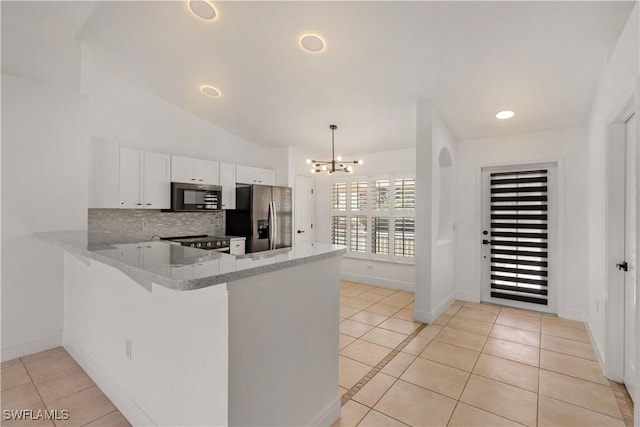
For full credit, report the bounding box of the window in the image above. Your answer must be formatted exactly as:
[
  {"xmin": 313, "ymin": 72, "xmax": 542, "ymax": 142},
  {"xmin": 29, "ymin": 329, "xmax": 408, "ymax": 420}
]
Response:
[
  {"xmin": 331, "ymin": 174, "xmax": 415, "ymax": 262},
  {"xmin": 331, "ymin": 216, "xmax": 347, "ymax": 245},
  {"xmin": 332, "ymin": 183, "xmax": 347, "ymax": 211},
  {"xmin": 394, "ymin": 217, "xmax": 415, "ymax": 257}
]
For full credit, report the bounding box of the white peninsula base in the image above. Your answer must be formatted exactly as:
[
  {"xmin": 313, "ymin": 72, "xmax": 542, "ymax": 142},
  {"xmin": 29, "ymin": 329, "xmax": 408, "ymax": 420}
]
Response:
[{"xmin": 62, "ymin": 250, "xmax": 342, "ymax": 426}]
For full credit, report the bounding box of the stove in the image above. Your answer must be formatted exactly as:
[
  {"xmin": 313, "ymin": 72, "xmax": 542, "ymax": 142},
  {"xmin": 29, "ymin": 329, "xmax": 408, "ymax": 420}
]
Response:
[{"xmin": 161, "ymin": 235, "xmax": 231, "ymax": 252}]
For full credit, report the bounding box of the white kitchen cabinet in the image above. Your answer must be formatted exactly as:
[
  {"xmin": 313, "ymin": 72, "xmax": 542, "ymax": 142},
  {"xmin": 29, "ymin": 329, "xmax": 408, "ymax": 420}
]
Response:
[
  {"xmin": 119, "ymin": 148, "xmax": 143, "ymax": 208},
  {"xmin": 119, "ymin": 148, "xmax": 170, "ymax": 209},
  {"xmin": 171, "ymin": 156, "xmax": 219, "ymax": 185},
  {"xmin": 143, "ymin": 152, "xmax": 171, "ymax": 209},
  {"xmin": 219, "ymin": 163, "xmax": 236, "ymax": 209},
  {"xmin": 89, "ymin": 140, "xmax": 120, "ymax": 208},
  {"xmin": 230, "ymin": 237, "xmax": 246, "ymax": 255},
  {"xmin": 236, "ymin": 165, "xmax": 276, "ymax": 186}
]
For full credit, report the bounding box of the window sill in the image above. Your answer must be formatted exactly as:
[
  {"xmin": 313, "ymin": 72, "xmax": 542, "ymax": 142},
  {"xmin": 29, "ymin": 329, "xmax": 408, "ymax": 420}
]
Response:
[{"xmin": 343, "ymin": 253, "xmax": 415, "ymax": 266}]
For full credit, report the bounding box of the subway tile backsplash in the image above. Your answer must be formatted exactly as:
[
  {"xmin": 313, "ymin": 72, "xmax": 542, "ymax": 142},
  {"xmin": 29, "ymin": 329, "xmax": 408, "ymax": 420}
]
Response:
[{"xmin": 88, "ymin": 209, "xmax": 225, "ymax": 240}]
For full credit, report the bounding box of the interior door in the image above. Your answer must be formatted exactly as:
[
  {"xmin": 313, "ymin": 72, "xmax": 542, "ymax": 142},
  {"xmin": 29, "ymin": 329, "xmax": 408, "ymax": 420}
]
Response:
[
  {"xmin": 623, "ymin": 113, "xmax": 637, "ymax": 400},
  {"xmin": 481, "ymin": 165, "xmax": 556, "ymax": 313},
  {"xmin": 294, "ymin": 176, "xmax": 314, "ymax": 246}
]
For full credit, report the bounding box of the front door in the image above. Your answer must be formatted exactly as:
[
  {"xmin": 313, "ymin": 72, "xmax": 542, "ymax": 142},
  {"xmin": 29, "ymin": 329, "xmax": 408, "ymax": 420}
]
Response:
[
  {"xmin": 481, "ymin": 164, "xmax": 557, "ymax": 313},
  {"xmin": 294, "ymin": 175, "xmax": 315, "ymax": 245},
  {"xmin": 623, "ymin": 113, "xmax": 637, "ymax": 401}
]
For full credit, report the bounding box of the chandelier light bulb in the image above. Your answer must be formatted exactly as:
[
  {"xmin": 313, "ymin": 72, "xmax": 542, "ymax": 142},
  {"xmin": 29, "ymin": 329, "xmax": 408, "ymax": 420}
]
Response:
[
  {"xmin": 336, "ymin": 155, "xmax": 342, "ymax": 161},
  {"xmin": 310, "ymin": 168, "xmax": 316, "ymax": 174},
  {"xmin": 306, "ymin": 159, "xmax": 312, "ymax": 164},
  {"xmin": 358, "ymin": 159, "xmax": 363, "ymax": 165},
  {"xmin": 321, "ymin": 165, "xmax": 328, "ymax": 171}
]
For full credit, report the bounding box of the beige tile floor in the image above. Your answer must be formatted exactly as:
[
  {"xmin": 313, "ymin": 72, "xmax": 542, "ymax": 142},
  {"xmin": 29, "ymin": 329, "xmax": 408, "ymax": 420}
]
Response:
[
  {"xmin": 336, "ymin": 281, "xmax": 634, "ymax": 427},
  {"xmin": 1, "ymin": 347, "xmax": 130, "ymax": 426},
  {"xmin": 0, "ymin": 281, "xmax": 633, "ymax": 427}
]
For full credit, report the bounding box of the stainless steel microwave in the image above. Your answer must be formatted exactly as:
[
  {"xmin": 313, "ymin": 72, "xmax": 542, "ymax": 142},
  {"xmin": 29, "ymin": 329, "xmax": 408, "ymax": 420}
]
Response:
[{"xmin": 171, "ymin": 182, "xmax": 222, "ymax": 212}]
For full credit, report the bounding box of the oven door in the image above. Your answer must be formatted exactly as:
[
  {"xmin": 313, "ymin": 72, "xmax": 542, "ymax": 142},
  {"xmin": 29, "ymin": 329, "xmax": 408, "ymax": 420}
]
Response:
[{"xmin": 210, "ymin": 247, "xmax": 230, "ymax": 254}]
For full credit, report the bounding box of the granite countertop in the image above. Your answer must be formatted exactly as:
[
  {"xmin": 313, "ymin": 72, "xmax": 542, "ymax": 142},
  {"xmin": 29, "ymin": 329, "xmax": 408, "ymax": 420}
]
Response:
[{"xmin": 36, "ymin": 231, "xmax": 346, "ymax": 291}]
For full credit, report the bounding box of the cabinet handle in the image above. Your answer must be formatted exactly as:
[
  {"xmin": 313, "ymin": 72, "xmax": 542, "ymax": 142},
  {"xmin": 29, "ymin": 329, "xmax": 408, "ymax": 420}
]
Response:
[
  {"xmin": 198, "ymin": 179, "xmax": 204, "ymax": 181},
  {"xmin": 191, "ymin": 178, "xmax": 196, "ymax": 181},
  {"xmin": 146, "ymin": 203, "xmax": 152, "ymax": 206},
  {"xmin": 136, "ymin": 203, "xmax": 143, "ymax": 206}
]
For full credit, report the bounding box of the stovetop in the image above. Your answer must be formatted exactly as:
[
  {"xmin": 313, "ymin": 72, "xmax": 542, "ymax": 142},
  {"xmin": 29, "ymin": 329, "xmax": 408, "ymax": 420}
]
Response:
[{"xmin": 161, "ymin": 235, "xmax": 231, "ymax": 249}]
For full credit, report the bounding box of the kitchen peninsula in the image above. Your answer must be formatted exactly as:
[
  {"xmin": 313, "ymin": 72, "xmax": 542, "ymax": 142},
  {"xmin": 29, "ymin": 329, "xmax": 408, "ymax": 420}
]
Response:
[{"xmin": 37, "ymin": 231, "xmax": 346, "ymax": 427}]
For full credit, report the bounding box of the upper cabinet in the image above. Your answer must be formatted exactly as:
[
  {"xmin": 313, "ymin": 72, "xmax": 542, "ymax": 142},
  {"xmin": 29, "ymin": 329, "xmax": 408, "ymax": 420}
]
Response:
[
  {"xmin": 119, "ymin": 148, "xmax": 170, "ymax": 209},
  {"xmin": 219, "ymin": 163, "xmax": 236, "ymax": 210},
  {"xmin": 236, "ymin": 165, "xmax": 276, "ymax": 186},
  {"xmin": 171, "ymin": 156, "xmax": 219, "ymax": 185}
]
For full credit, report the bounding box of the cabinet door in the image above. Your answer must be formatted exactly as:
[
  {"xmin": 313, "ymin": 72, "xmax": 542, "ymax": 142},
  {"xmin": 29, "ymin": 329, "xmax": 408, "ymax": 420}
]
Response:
[
  {"xmin": 254, "ymin": 168, "xmax": 276, "ymax": 186},
  {"xmin": 143, "ymin": 152, "xmax": 171, "ymax": 209},
  {"xmin": 171, "ymin": 156, "xmax": 196, "ymax": 183},
  {"xmin": 119, "ymin": 148, "xmax": 143, "ymax": 208},
  {"xmin": 90, "ymin": 140, "xmax": 120, "ymax": 208},
  {"xmin": 230, "ymin": 238, "xmax": 245, "ymax": 255},
  {"xmin": 219, "ymin": 163, "xmax": 236, "ymax": 209},
  {"xmin": 235, "ymin": 165, "xmax": 255, "ymax": 184},
  {"xmin": 196, "ymin": 159, "xmax": 220, "ymax": 185}
]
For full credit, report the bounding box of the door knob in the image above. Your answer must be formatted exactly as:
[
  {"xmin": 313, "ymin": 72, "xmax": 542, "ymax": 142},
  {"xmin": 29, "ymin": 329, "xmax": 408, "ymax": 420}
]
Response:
[
  {"xmin": 617, "ymin": 261, "xmax": 629, "ymax": 272},
  {"xmin": 482, "ymin": 239, "xmax": 490, "ymax": 245},
  {"xmin": 297, "ymin": 230, "xmax": 305, "ymax": 234}
]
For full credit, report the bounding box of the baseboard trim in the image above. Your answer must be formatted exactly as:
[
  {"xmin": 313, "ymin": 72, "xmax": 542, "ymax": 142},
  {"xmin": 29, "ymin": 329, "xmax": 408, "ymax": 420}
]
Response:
[
  {"xmin": 558, "ymin": 308, "xmax": 584, "ymax": 322},
  {"xmin": 585, "ymin": 321, "xmax": 607, "ymax": 380},
  {"xmin": 307, "ymin": 396, "xmax": 341, "ymax": 427},
  {"xmin": 63, "ymin": 334, "xmax": 156, "ymax": 426},
  {"xmin": 2, "ymin": 334, "xmax": 62, "ymax": 362},
  {"xmin": 340, "ymin": 273, "xmax": 414, "ymax": 292},
  {"xmin": 413, "ymin": 291, "xmax": 456, "ymax": 324}
]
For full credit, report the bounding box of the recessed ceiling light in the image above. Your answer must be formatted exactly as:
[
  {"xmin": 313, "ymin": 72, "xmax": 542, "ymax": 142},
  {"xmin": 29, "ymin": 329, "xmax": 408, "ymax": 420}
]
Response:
[
  {"xmin": 299, "ymin": 34, "xmax": 326, "ymax": 53},
  {"xmin": 200, "ymin": 85, "xmax": 221, "ymax": 97},
  {"xmin": 496, "ymin": 110, "xmax": 515, "ymax": 120},
  {"xmin": 188, "ymin": 0, "xmax": 217, "ymax": 21}
]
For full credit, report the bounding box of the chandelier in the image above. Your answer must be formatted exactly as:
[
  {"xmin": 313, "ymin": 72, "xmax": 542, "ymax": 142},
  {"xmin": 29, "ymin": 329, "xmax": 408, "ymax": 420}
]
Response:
[{"xmin": 307, "ymin": 125, "xmax": 363, "ymax": 174}]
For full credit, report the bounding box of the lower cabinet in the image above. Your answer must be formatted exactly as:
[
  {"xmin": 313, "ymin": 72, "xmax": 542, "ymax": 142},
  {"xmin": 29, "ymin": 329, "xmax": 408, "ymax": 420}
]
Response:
[{"xmin": 230, "ymin": 238, "xmax": 246, "ymax": 255}]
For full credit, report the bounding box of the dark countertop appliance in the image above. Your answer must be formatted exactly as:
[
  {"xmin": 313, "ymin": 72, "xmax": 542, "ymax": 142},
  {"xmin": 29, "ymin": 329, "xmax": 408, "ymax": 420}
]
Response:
[
  {"xmin": 225, "ymin": 184, "xmax": 292, "ymax": 254},
  {"xmin": 161, "ymin": 235, "xmax": 231, "ymax": 253},
  {"xmin": 171, "ymin": 182, "xmax": 222, "ymax": 212}
]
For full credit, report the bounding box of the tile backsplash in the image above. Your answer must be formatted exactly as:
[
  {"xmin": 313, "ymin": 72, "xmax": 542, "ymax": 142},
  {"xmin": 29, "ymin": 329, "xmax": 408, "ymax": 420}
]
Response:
[{"xmin": 88, "ymin": 209, "xmax": 225, "ymax": 240}]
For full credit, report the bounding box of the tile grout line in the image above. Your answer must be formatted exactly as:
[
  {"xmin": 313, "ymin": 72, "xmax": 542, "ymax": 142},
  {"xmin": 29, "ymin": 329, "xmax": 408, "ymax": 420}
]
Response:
[{"xmin": 341, "ymin": 322, "xmax": 427, "ymax": 406}]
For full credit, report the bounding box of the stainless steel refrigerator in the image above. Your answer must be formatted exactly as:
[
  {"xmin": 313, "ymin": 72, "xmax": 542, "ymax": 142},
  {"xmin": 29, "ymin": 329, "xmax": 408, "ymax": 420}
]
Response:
[{"xmin": 225, "ymin": 184, "xmax": 292, "ymax": 253}]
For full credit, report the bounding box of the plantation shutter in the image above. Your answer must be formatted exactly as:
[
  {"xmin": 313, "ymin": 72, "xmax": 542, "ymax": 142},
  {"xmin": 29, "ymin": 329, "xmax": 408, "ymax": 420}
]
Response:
[{"xmin": 490, "ymin": 169, "xmax": 549, "ymax": 305}]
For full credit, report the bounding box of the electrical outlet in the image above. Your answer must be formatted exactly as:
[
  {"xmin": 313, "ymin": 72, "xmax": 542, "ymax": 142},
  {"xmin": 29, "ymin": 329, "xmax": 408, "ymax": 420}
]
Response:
[{"xmin": 125, "ymin": 339, "xmax": 132, "ymax": 360}]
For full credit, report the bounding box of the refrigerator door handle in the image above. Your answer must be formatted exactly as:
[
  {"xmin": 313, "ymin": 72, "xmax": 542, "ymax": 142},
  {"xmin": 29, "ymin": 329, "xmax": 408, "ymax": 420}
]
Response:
[
  {"xmin": 273, "ymin": 202, "xmax": 278, "ymax": 250},
  {"xmin": 269, "ymin": 201, "xmax": 276, "ymax": 250}
]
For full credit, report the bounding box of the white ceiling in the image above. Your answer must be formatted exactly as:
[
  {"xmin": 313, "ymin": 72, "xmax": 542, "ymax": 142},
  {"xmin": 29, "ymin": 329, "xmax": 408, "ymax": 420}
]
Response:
[{"xmin": 5, "ymin": 1, "xmax": 636, "ymax": 155}]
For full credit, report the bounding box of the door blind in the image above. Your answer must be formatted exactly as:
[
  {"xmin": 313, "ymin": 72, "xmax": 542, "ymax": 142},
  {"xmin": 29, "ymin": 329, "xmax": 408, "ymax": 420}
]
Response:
[{"xmin": 490, "ymin": 169, "xmax": 549, "ymax": 305}]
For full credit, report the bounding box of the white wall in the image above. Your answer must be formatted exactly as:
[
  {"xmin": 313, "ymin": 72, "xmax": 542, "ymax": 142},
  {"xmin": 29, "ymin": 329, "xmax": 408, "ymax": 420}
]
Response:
[
  {"xmin": 455, "ymin": 127, "xmax": 588, "ymax": 322},
  {"xmin": 1, "ymin": 11, "xmax": 90, "ymax": 359},
  {"xmin": 414, "ymin": 103, "xmax": 457, "ymax": 323},
  {"xmin": 81, "ymin": 57, "xmax": 280, "ymax": 186},
  {"xmin": 586, "ymin": 4, "xmax": 639, "ymax": 368},
  {"xmin": 315, "ymin": 148, "xmax": 416, "ymax": 289},
  {"xmin": 1, "ymin": 74, "xmax": 88, "ymax": 359}
]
